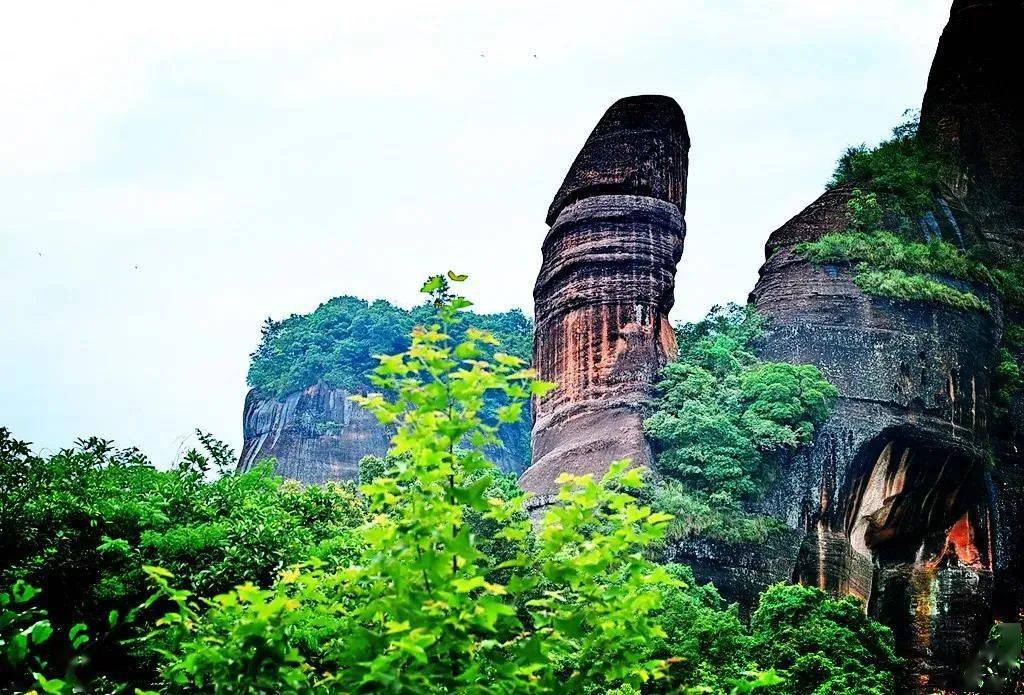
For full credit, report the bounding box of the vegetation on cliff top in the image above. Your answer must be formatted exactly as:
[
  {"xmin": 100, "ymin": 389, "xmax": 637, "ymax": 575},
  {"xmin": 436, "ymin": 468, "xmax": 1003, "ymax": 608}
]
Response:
[
  {"xmin": 0, "ymin": 275, "xmax": 899, "ymax": 694},
  {"xmin": 643, "ymin": 304, "xmax": 837, "ymax": 543},
  {"xmin": 247, "ymin": 294, "xmax": 533, "ymax": 398},
  {"xmin": 246, "ymin": 293, "xmax": 535, "ymax": 462},
  {"xmin": 799, "ymin": 116, "xmax": 1024, "ymax": 316},
  {"xmin": 829, "ymin": 115, "xmax": 952, "ymax": 218}
]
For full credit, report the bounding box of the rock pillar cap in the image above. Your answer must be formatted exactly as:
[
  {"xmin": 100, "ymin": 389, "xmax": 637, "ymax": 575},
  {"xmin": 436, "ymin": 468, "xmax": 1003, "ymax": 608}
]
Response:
[{"xmin": 546, "ymin": 95, "xmax": 689, "ymax": 225}]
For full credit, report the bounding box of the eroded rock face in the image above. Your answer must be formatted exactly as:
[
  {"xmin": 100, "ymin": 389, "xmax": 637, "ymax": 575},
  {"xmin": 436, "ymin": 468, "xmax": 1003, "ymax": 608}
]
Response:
[
  {"xmin": 923, "ymin": 2, "xmax": 1024, "ymax": 633},
  {"xmin": 921, "ymin": 0, "xmax": 1024, "ymax": 259},
  {"xmin": 239, "ymin": 384, "xmax": 533, "ymax": 482},
  {"xmin": 748, "ymin": 197, "xmax": 1000, "ymax": 688},
  {"xmin": 519, "ymin": 96, "xmax": 688, "ymax": 503},
  {"xmin": 238, "ymin": 384, "xmax": 392, "ymax": 484},
  {"xmin": 697, "ymin": 2, "xmax": 1024, "ymax": 688}
]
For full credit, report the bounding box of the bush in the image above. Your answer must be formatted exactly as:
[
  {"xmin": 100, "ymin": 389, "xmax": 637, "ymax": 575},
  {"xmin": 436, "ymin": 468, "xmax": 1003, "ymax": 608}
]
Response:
[
  {"xmin": 830, "ymin": 114, "xmax": 952, "ymax": 217},
  {"xmin": 750, "ymin": 584, "xmax": 901, "ymax": 695},
  {"xmin": 247, "ymin": 295, "xmax": 533, "ymax": 399},
  {"xmin": 0, "ymin": 428, "xmax": 366, "ymax": 685},
  {"xmin": 807, "ymin": 116, "xmax": 1024, "ymax": 317},
  {"xmin": 653, "ymin": 564, "xmax": 751, "ymax": 691},
  {"xmin": 796, "ymin": 227, "xmax": 981, "ymax": 283},
  {"xmin": 643, "ymin": 305, "xmax": 837, "ymax": 542},
  {"xmin": 795, "ymin": 187, "xmax": 1001, "ymax": 313},
  {"xmin": 1, "ymin": 274, "xmax": 905, "ymax": 694},
  {"xmin": 853, "ymin": 266, "xmax": 991, "ymax": 313}
]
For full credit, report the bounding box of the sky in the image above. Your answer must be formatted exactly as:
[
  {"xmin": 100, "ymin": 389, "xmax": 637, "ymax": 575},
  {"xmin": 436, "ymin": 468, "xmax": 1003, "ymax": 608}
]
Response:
[{"xmin": 1, "ymin": 0, "xmax": 954, "ymax": 465}]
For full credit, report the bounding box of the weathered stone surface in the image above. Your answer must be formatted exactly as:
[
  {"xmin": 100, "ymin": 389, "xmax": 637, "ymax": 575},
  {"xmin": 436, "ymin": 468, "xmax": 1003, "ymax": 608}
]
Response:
[
  {"xmin": 237, "ymin": 383, "xmax": 392, "ymax": 484},
  {"xmin": 921, "ymin": 0, "xmax": 1024, "ymax": 261},
  {"xmin": 685, "ymin": 5, "xmax": 1024, "ymax": 687},
  {"xmin": 921, "ymin": 3, "xmax": 1024, "ymax": 637},
  {"xmin": 520, "ymin": 96, "xmax": 688, "ymax": 503},
  {"xmin": 664, "ymin": 529, "xmax": 805, "ymax": 616},
  {"xmin": 664, "ymin": 4, "xmax": 1024, "ymax": 687},
  {"xmin": 546, "ymin": 95, "xmax": 689, "ymax": 225},
  {"xmin": 741, "ymin": 180, "xmax": 1003, "ymax": 690},
  {"xmin": 239, "ymin": 384, "xmax": 533, "ymax": 483}
]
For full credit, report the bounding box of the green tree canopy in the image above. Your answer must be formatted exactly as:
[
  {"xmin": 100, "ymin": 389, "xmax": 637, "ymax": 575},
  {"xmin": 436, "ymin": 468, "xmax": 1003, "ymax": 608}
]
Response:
[
  {"xmin": 644, "ymin": 304, "xmax": 837, "ymax": 542},
  {"xmin": 247, "ymin": 295, "xmax": 533, "ymax": 399}
]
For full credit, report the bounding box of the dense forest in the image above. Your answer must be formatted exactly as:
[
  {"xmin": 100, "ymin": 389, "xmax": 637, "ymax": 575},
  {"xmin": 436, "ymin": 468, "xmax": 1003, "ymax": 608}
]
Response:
[{"xmin": 247, "ymin": 295, "xmax": 533, "ymax": 398}]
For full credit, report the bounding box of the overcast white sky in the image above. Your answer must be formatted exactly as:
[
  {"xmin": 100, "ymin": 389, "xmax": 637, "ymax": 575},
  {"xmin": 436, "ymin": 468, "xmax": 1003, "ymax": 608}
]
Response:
[{"xmin": 1, "ymin": 1, "xmax": 953, "ymax": 464}]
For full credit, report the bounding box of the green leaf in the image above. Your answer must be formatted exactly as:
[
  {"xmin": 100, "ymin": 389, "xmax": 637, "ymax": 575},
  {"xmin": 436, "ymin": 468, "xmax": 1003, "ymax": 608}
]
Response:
[
  {"xmin": 452, "ymin": 576, "xmax": 486, "ymax": 593},
  {"xmin": 30, "ymin": 620, "xmax": 53, "ymax": 645},
  {"xmin": 7, "ymin": 633, "xmax": 28, "ymax": 664},
  {"xmin": 529, "ymin": 380, "xmax": 557, "ymax": 397},
  {"xmin": 447, "ymin": 271, "xmax": 469, "ymax": 282},
  {"xmin": 12, "ymin": 581, "xmax": 39, "ymax": 604},
  {"xmin": 33, "ymin": 673, "xmax": 67, "ymax": 694},
  {"xmin": 421, "ymin": 275, "xmax": 444, "ymax": 293}
]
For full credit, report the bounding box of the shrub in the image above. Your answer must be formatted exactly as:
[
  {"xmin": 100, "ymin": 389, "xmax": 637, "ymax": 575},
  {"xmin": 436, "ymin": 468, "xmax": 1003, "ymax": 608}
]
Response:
[
  {"xmin": 643, "ymin": 305, "xmax": 837, "ymax": 542},
  {"xmin": 247, "ymin": 295, "xmax": 533, "ymax": 399},
  {"xmin": 652, "ymin": 564, "xmax": 751, "ymax": 692},
  {"xmin": 853, "ymin": 266, "xmax": 991, "ymax": 313},
  {"xmin": 0, "ymin": 427, "xmax": 366, "ymax": 684},
  {"xmin": 830, "ymin": 114, "xmax": 952, "ymax": 217},
  {"xmin": 750, "ymin": 584, "xmax": 900, "ymax": 695},
  {"xmin": 810, "ymin": 114, "xmax": 1006, "ymax": 314}
]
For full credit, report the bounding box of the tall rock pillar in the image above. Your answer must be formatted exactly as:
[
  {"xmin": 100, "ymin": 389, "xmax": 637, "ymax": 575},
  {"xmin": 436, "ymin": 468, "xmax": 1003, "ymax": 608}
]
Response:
[{"xmin": 519, "ymin": 95, "xmax": 689, "ymax": 504}]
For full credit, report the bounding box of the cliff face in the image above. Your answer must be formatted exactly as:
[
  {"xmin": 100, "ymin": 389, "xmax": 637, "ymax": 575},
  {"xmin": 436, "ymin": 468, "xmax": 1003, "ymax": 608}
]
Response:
[
  {"xmin": 239, "ymin": 384, "xmax": 533, "ymax": 483},
  {"xmin": 749, "ymin": 187, "xmax": 1000, "ymax": 689},
  {"xmin": 519, "ymin": 95, "xmax": 688, "ymax": 503},
  {"xmin": 920, "ymin": 0, "xmax": 1024, "ymax": 260},
  {"xmin": 731, "ymin": 2, "xmax": 1024, "ymax": 689},
  {"xmin": 924, "ymin": 0, "xmax": 1024, "ymax": 648},
  {"xmin": 515, "ymin": 4, "xmax": 1022, "ymax": 689},
  {"xmin": 238, "ymin": 383, "xmax": 392, "ymax": 484}
]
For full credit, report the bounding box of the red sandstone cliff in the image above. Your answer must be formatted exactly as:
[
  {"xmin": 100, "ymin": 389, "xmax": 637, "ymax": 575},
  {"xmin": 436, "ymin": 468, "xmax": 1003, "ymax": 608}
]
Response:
[{"xmin": 519, "ymin": 95, "xmax": 689, "ymax": 503}]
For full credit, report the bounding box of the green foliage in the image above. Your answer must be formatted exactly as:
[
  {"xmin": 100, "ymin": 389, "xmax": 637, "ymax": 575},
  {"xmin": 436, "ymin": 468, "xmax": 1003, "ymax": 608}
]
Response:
[
  {"xmin": 749, "ymin": 584, "xmax": 900, "ymax": 695},
  {"xmin": 963, "ymin": 622, "xmax": 1022, "ymax": 693},
  {"xmin": 149, "ymin": 273, "xmax": 678, "ymax": 693},
  {"xmin": 652, "ymin": 564, "xmax": 750, "ymax": 692},
  {"xmin": 246, "ymin": 294, "xmax": 535, "ymax": 464},
  {"xmin": 644, "ymin": 304, "xmax": 837, "ymax": 542},
  {"xmin": 853, "ymin": 267, "xmax": 991, "ymax": 313},
  {"xmin": 0, "ymin": 427, "xmax": 366, "ymax": 684},
  {"xmin": 632, "ymin": 567, "xmax": 897, "ymax": 694},
  {"xmin": 247, "ymin": 294, "xmax": 533, "ymax": 398},
  {"xmin": 1, "ymin": 579, "xmax": 107, "ymax": 694},
  {"xmin": 830, "ymin": 114, "xmax": 951, "ymax": 217},
  {"xmin": 796, "ymin": 226, "xmax": 981, "ymax": 282},
  {"xmin": 811, "ymin": 115, "xmax": 1006, "ymax": 313},
  {"xmin": 796, "ymin": 189, "xmax": 994, "ymax": 313},
  {"xmin": 1, "ymin": 274, "xmax": 904, "ymax": 694},
  {"xmin": 994, "ymin": 324, "xmax": 1024, "ymax": 428}
]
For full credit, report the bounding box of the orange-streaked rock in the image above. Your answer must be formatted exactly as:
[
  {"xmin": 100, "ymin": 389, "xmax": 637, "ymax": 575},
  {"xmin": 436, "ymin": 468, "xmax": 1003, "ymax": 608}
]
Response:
[{"xmin": 520, "ymin": 96, "xmax": 688, "ymax": 503}]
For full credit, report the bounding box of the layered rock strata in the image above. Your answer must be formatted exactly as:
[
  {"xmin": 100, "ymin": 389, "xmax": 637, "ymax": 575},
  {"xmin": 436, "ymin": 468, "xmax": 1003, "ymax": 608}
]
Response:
[
  {"xmin": 239, "ymin": 384, "xmax": 533, "ymax": 482},
  {"xmin": 237, "ymin": 383, "xmax": 392, "ymax": 484},
  {"xmin": 519, "ymin": 95, "xmax": 689, "ymax": 502},
  {"xmin": 748, "ymin": 186, "xmax": 999, "ymax": 690},
  {"xmin": 696, "ymin": 2, "xmax": 1024, "ymax": 689}
]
